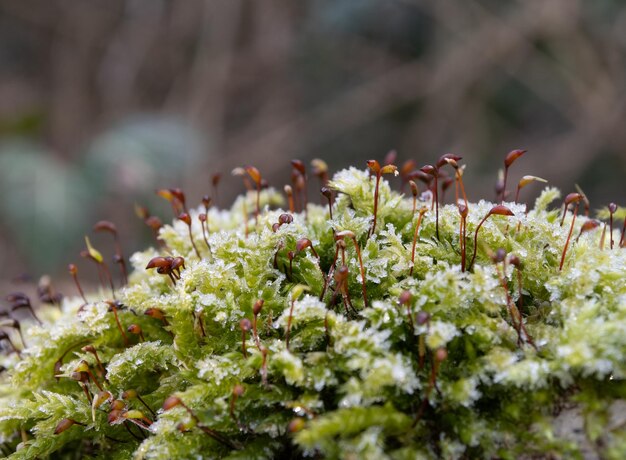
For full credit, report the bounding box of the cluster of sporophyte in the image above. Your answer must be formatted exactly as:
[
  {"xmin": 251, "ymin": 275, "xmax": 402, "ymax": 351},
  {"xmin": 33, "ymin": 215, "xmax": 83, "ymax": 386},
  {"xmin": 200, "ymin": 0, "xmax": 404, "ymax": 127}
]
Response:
[{"xmin": 2, "ymin": 152, "xmax": 626, "ymax": 459}]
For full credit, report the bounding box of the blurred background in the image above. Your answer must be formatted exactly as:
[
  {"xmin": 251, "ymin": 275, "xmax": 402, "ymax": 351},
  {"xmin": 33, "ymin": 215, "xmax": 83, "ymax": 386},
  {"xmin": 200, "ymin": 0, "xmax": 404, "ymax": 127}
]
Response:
[{"xmin": 1, "ymin": 0, "xmax": 626, "ymax": 287}]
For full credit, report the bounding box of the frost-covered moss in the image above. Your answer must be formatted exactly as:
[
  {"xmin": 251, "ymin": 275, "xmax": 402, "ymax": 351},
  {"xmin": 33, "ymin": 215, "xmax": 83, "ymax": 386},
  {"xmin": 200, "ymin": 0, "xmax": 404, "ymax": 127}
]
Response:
[{"xmin": 1, "ymin": 164, "xmax": 626, "ymax": 459}]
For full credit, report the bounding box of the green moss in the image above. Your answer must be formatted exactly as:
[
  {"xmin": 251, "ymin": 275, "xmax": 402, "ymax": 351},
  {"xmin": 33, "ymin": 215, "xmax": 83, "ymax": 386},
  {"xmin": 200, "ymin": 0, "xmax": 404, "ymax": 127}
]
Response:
[{"xmin": 1, "ymin": 164, "xmax": 625, "ymax": 459}]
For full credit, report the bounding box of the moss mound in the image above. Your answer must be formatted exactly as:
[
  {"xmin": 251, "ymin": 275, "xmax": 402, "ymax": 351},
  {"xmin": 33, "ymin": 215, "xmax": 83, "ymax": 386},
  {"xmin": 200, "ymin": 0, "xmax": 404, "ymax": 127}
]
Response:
[{"xmin": 1, "ymin": 158, "xmax": 626, "ymax": 459}]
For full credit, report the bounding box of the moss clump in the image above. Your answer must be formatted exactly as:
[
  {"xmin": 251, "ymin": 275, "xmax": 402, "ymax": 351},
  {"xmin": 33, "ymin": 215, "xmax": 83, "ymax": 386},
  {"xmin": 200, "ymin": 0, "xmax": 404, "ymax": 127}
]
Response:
[{"xmin": 1, "ymin": 158, "xmax": 626, "ymax": 459}]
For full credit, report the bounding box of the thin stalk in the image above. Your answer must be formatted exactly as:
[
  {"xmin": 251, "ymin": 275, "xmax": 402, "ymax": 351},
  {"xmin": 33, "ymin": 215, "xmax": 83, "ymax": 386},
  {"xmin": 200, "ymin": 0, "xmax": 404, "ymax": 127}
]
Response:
[
  {"xmin": 409, "ymin": 208, "xmax": 428, "ymax": 276},
  {"xmin": 468, "ymin": 216, "xmax": 489, "ymax": 271},
  {"xmin": 239, "ymin": 318, "xmax": 251, "ymax": 357},
  {"xmin": 559, "ymin": 203, "xmax": 579, "ymax": 271},
  {"xmin": 108, "ymin": 302, "xmax": 129, "ymax": 347},
  {"xmin": 199, "ymin": 214, "xmax": 213, "ymax": 258},
  {"xmin": 188, "ymin": 225, "xmax": 201, "ymax": 259},
  {"xmin": 285, "ymin": 185, "xmax": 295, "ymax": 213},
  {"xmin": 255, "ymin": 183, "xmax": 261, "ymax": 226},
  {"xmin": 600, "ymin": 223, "xmax": 607, "ymax": 250},
  {"xmin": 371, "ymin": 174, "xmax": 381, "ymax": 236},
  {"xmin": 137, "ymin": 394, "xmax": 156, "ymax": 418},
  {"xmin": 285, "ymin": 297, "xmax": 296, "ymax": 351},
  {"xmin": 468, "ymin": 206, "xmax": 515, "ymax": 271},
  {"xmin": 348, "ymin": 235, "xmax": 368, "ymax": 308},
  {"xmin": 456, "ymin": 169, "xmax": 468, "ymax": 208},
  {"xmin": 609, "ymin": 203, "xmax": 617, "ymax": 249},
  {"xmin": 433, "ymin": 176, "xmax": 439, "ymax": 240},
  {"xmin": 320, "ymin": 245, "xmax": 340, "ymax": 301},
  {"xmin": 459, "ymin": 206, "xmax": 468, "ymax": 272},
  {"xmin": 410, "ymin": 180, "xmax": 418, "ymax": 214}
]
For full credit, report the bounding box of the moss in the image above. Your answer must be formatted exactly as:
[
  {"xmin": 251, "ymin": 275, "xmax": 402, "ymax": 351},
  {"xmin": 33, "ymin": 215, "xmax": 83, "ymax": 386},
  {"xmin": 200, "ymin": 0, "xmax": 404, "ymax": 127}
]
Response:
[{"xmin": 1, "ymin": 163, "xmax": 626, "ymax": 459}]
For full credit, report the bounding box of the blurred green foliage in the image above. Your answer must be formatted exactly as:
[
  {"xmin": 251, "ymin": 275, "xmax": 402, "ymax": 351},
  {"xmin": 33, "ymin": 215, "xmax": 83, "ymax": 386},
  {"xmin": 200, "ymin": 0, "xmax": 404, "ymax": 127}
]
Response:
[{"xmin": 0, "ymin": 117, "xmax": 205, "ymax": 276}]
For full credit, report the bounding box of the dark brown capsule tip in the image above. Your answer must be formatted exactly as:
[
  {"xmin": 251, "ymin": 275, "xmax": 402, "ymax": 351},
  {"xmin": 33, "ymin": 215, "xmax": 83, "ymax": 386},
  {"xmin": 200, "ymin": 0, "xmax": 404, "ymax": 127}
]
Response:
[
  {"xmin": 170, "ymin": 257, "xmax": 185, "ymax": 270},
  {"xmin": 146, "ymin": 257, "xmax": 170, "ymax": 270},
  {"xmin": 253, "ymin": 299, "xmax": 264, "ymax": 316},
  {"xmin": 408, "ymin": 170, "xmax": 432, "ymax": 184},
  {"xmin": 508, "ymin": 254, "xmax": 521, "ymax": 268},
  {"xmin": 178, "ymin": 213, "xmax": 192, "ymax": 226},
  {"xmin": 279, "ymin": 214, "xmax": 293, "ymax": 225},
  {"xmin": 366, "ymin": 159, "xmax": 381, "ymax": 174},
  {"xmin": 169, "ymin": 188, "xmax": 186, "ymax": 205},
  {"xmin": 288, "ymin": 418, "xmax": 306, "ymax": 433},
  {"xmin": 145, "ymin": 308, "xmax": 165, "ymax": 320},
  {"xmin": 419, "ymin": 165, "xmax": 437, "ymax": 176},
  {"xmin": 93, "ymin": 220, "xmax": 117, "ymax": 234},
  {"xmin": 107, "ymin": 409, "xmax": 122, "ymax": 424},
  {"xmin": 239, "ymin": 318, "xmax": 252, "ymax": 332},
  {"xmin": 416, "ymin": 311, "xmax": 430, "ymax": 325},
  {"xmin": 488, "ymin": 205, "xmax": 515, "ymax": 217},
  {"xmin": 296, "ymin": 238, "xmax": 312, "ymax": 252},
  {"xmin": 162, "ymin": 396, "xmax": 182, "ymax": 411},
  {"xmin": 127, "ymin": 324, "xmax": 142, "ymax": 334},
  {"xmin": 493, "ymin": 248, "xmax": 507, "ymax": 263},
  {"xmin": 244, "ymin": 166, "xmax": 262, "ymax": 185},
  {"xmin": 232, "ymin": 384, "xmax": 245, "ymax": 396},
  {"xmin": 211, "ymin": 174, "xmax": 222, "ymax": 187},
  {"xmin": 504, "ymin": 149, "xmax": 527, "ymax": 168},
  {"xmin": 436, "ymin": 153, "xmax": 462, "ymax": 169},
  {"xmin": 564, "ymin": 193, "xmax": 583, "ymax": 205},
  {"xmin": 291, "ymin": 160, "xmax": 306, "ymax": 175},
  {"xmin": 54, "ymin": 418, "xmax": 76, "ymax": 435},
  {"xmin": 580, "ymin": 220, "xmax": 601, "ymax": 233},
  {"xmin": 399, "ymin": 291, "xmax": 412, "ymax": 305}
]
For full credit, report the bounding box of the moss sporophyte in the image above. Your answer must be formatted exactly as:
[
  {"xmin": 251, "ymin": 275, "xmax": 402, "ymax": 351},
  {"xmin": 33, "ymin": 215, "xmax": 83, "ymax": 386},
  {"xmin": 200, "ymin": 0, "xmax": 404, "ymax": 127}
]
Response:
[{"xmin": 2, "ymin": 152, "xmax": 626, "ymax": 459}]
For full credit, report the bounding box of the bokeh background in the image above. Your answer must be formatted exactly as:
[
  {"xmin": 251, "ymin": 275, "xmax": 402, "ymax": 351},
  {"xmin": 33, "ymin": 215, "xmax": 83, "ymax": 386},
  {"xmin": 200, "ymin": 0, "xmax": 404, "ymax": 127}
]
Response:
[{"xmin": 1, "ymin": 0, "xmax": 626, "ymax": 287}]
